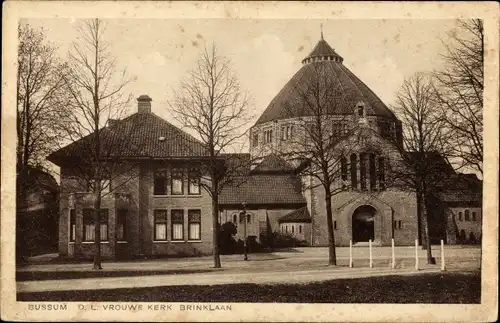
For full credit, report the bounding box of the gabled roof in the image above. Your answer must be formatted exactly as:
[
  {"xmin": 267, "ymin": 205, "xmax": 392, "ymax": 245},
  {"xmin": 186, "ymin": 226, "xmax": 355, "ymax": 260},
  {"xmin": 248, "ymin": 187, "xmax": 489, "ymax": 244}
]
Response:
[
  {"xmin": 47, "ymin": 112, "xmax": 208, "ymax": 165},
  {"xmin": 219, "ymin": 173, "xmax": 306, "ymax": 206},
  {"xmin": 279, "ymin": 207, "xmax": 312, "ymax": 223},
  {"xmin": 254, "ymin": 38, "xmax": 397, "ymax": 126},
  {"xmin": 251, "ymin": 154, "xmax": 295, "ymax": 174}
]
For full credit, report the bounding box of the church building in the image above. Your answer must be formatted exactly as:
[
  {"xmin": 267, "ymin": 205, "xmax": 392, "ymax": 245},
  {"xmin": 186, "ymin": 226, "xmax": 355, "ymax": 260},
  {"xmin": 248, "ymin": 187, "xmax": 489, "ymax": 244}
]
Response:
[{"xmin": 49, "ymin": 34, "xmax": 482, "ymax": 260}]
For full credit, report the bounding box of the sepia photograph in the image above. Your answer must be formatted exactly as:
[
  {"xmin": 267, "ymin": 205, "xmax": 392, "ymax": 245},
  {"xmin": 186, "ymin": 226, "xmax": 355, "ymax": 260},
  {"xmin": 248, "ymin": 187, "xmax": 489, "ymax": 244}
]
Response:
[{"xmin": 2, "ymin": 1, "xmax": 498, "ymax": 322}]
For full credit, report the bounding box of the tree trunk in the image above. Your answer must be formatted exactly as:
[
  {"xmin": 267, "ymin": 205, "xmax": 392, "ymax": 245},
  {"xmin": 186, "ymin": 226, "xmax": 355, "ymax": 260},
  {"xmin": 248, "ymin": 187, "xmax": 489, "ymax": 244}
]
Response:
[
  {"xmin": 212, "ymin": 198, "xmax": 221, "ymax": 268},
  {"xmin": 324, "ymin": 185, "xmax": 337, "ymax": 266},
  {"xmin": 211, "ymin": 180, "xmax": 221, "ymax": 268},
  {"xmin": 419, "ymin": 191, "xmax": 434, "ymax": 264},
  {"xmin": 93, "ymin": 180, "xmax": 103, "ymax": 270}
]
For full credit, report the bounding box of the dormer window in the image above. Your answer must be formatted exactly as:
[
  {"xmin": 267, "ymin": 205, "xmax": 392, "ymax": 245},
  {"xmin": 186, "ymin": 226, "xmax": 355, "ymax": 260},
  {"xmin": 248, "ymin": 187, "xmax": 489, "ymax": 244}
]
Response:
[{"xmin": 357, "ymin": 104, "xmax": 365, "ymax": 118}]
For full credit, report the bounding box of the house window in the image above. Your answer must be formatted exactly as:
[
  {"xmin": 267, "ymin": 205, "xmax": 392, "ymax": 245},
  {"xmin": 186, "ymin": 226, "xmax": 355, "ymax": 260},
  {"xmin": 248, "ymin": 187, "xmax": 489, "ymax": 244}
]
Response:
[
  {"xmin": 116, "ymin": 209, "xmax": 127, "ymax": 241},
  {"xmin": 350, "ymin": 154, "xmax": 358, "ymax": 189},
  {"xmin": 154, "ymin": 168, "xmax": 167, "ymax": 195},
  {"xmin": 232, "ymin": 214, "xmax": 237, "ymax": 223},
  {"xmin": 472, "ymin": 212, "xmax": 477, "ymax": 221},
  {"xmin": 332, "ymin": 122, "xmax": 341, "ymax": 136},
  {"xmin": 264, "ymin": 129, "xmax": 273, "ymax": 144},
  {"xmin": 378, "ymin": 157, "xmax": 385, "ymax": 190},
  {"xmin": 398, "ymin": 220, "xmax": 402, "ymax": 229},
  {"xmin": 334, "ymin": 220, "xmax": 337, "ymax": 230},
  {"xmin": 291, "ymin": 225, "xmax": 294, "ymax": 234},
  {"xmin": 341, "ymin": 156, "xmax": 348, "ymax": 189},
  {"xmin": 281, "ymin": 125, "xmax": 293, "ymax": 140},
  {"xmin": 252, "ymin": 133, "xmax": 259, "ymax": 147},
  {"xmin": 360, "ymin": 153, "xmax": 367, "ymax": 191},
  {"xmin": 458, "ymin": 212, "xmax": 463, "ymax": 221},
  {"xmin": 171, "ymin": 209, "xmax": 184, "ymax": 240},
  {"xmin": 188, "ymin": 168, "xmax": 201, "ymax": 195},
  {"xmin": 285, "ymin": 225, "xmax": 288, "ymax": 234},
  {"xmin": 69, "ymin": 209, "xmax": 76, "ymax": 242},
  {"xmin": 299, "ymin": 225, "xmax": 302, "ymax": 233},
  {"xmin": 154, "ymin": 210, "xmax": 168, "ymax": 241},
  {"xmin": 465, "ymin": 210, "xmax": 470, "ymax": 221},
  {"xmin": 369, "ymin": 154, "xmax": 377, "ymax": 190},
  {"xmin": 188, "ymin": 210, "xmax": 201, "ymax": 240},
  {"xmin": 83, "ymin": 209, "xmax": 108, "ymax": 242},
  {"xmin": 247, "ymin": 214, "xmax": 251, "ymax": 224},
  {"xmin": 171, "ymin": 168, "xmax": 184, "ymax": 195}
]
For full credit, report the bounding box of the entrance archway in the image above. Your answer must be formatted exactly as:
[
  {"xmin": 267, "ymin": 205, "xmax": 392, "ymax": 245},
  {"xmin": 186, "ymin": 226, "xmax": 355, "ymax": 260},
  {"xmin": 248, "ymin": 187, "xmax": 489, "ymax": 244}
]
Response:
[{"xmin": 352, "ymin": 205, "xmax": 376, "ymax": 243}]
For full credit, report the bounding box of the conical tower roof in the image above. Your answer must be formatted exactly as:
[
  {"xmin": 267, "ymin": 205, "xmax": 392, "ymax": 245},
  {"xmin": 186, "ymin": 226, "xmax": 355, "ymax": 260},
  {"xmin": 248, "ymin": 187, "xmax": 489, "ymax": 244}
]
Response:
[{"xmin": 254, "ymin": 36, "xmax": 397, "ymax": 126}]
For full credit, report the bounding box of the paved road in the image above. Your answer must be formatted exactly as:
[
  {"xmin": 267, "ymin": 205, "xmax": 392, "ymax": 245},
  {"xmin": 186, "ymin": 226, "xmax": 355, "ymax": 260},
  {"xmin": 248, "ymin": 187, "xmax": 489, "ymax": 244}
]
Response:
[{"xmin": 17, "ymin": 266, "xmax": 446, "ymax": 293}]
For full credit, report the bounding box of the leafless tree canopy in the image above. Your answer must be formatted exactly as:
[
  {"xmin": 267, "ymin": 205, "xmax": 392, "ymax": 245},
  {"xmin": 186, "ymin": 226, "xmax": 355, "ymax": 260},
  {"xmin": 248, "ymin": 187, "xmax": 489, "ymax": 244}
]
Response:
[
  {"xmin": 433, "ymin": 19, "xmax": 483, "ymax": 174},
  {"xmin": 169, "ymin": 44, "xmax": 253, "ymax": 268},
  {"xmin": 169, "ymin": 44, "xmax": 252, "ymax": 195},
  {"xmin": 284, "ymin": 62, "xmax": 360, "ymax": 192},
  {"xmin": 56, "ymin": 19, "xmax": 136, "ymax": 270},
  {"xmin": 282, "ymin": 62, "xmax": 366, "ymax": 265},
  {"xmin": 17, "ymin": 24, "xmax": 70, "ymax": 171},
  {"xmin": 391, "ymin": 72, "xmax": 450, "ymax": 262}
]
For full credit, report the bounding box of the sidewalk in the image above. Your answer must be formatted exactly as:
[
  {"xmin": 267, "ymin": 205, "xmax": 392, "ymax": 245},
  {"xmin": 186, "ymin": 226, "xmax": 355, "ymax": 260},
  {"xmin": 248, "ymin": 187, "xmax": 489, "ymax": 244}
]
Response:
[{"xmin": 17, "ymin": 265, "xmax": 444, "ymax": 293}]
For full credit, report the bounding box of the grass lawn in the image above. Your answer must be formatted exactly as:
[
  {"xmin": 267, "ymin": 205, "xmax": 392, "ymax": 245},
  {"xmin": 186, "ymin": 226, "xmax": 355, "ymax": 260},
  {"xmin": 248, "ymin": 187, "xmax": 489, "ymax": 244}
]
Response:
[{"xmin": 17, "ymin": 271, "xmax": 480, "ymax": 303}]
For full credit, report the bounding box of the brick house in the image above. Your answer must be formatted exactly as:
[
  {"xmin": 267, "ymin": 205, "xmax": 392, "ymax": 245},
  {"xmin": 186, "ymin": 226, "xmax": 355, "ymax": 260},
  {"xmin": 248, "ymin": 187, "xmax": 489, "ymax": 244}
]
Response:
[{"xmin": 48, "ymin": 96, "xmax": 216, "ymax": 259}]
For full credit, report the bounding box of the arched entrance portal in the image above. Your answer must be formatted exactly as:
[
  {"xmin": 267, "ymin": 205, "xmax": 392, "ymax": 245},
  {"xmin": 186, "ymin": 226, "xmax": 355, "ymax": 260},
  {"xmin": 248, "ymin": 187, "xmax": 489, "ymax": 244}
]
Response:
[{"xmin": 352, "ymin": 205, "xmax": 376, "ymax": 243}]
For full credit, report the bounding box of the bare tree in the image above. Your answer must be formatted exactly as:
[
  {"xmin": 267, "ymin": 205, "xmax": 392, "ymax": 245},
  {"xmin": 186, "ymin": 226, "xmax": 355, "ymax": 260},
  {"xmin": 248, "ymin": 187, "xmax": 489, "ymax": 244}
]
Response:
[
  {"xmin": 390, "ymin": 72, "xmax": 449, "ymax": 264},
  {"xmin": 433, "ymin": 19, "xmax": 483, "ymax": 174},
  {"xmin": 281, "ymin": 62, "xmax": 365, "ymax": 266},
  {"xmin": 16, "ymin": 24, "xmax": 72, "ymax": 261},
  {"xmin": 56, "ymin": 19, "xmax": 135, "ymax": 270},
  {"xmin": 168, "ymin": 44, "xmax": 252, "ymax": 268},
  {"xmin": 17, "ymin": 24, "xmax": 70, "ymax": 171}
]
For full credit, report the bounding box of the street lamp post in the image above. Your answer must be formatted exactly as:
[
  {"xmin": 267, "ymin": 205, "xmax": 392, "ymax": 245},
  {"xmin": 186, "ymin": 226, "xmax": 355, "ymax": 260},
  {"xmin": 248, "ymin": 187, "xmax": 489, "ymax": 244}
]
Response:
[{"xmin": 241, "ymin": 202, "xmax": 248, "ymax": 261}]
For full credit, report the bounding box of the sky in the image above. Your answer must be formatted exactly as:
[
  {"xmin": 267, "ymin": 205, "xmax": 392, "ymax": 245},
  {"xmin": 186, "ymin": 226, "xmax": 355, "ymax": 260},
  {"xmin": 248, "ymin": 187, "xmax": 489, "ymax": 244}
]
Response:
[{"xmin": 25, "ymin": 18, "xmax": 458, "ymax": 132}]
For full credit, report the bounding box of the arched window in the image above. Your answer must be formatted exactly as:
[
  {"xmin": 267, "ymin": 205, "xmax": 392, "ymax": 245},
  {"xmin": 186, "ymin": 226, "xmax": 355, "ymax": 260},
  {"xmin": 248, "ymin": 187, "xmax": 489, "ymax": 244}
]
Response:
[
  {"xmin": 465, "ymin": 210, "xmax": 470, "ymax": 221},
  {"xmin": 291, "ymin": 225, "xmax": 294, "ymax": 234},
  {"xmin": 369, "ymin": 154, "xmax": 377, "ymax": 190},
  {"xmin": 341, "ymin": 156, "xmax": 348, "ymax": 188},
  {"xmin": 458, "ymin": 212, "xmax": 463, "ymax": 221},
  {"xmin": 378, "ymin": 157, "xmax": 385, "ymax": 189},
  {"xmin": 247, "ymin": 214, "xmax": 251, "ymax": 224},
  {"xmin": 360, "ymin": 153, "xmax": 367, "ymax": 190},
  {"xmin": 232, "ymin": 214, "xmax": 237, "ymax": 223},
  {"xmin": 285, "ymin": 225, "xmax": 288, "ymax": 234},
  {"xmin": 350, "ymin": 154, "xmax": 358, "ymax": 189},
  {"xmin": 299, "ymin": 225, "xmax": 302, "ymax": 233}
]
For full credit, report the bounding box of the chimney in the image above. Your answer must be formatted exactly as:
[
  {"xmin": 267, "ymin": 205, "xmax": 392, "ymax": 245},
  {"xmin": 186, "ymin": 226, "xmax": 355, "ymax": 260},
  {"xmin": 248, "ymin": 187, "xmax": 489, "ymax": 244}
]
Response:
[{"xmin": 137, "ymin": 95, "xmax": 152, "ymax": 113}]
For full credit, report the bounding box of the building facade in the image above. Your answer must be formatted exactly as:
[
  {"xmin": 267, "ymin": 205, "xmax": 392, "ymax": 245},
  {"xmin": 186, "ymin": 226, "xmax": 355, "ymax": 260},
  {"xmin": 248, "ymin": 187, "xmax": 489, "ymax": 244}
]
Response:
[{"xmin": 49, "ymin": 36, "xmax": 482, "ymax": 260}]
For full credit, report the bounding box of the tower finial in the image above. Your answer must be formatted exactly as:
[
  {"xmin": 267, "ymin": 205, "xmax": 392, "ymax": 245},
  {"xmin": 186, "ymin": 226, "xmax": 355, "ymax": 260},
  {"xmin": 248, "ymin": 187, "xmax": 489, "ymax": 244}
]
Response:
[{"xmin": 320, "ymin": 23, "xmax": 324, "ymax": 40}]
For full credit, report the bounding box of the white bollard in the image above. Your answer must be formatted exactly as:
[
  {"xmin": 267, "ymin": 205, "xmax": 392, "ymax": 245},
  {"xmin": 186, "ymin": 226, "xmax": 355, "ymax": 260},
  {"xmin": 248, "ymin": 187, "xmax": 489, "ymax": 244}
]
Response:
[
  {"xmin": 349, "ymin": 240, "xmax": 353, "ymax": 268},
  {"xmin": 441, "ymin": 239, "xmax": 445, "ymax": 271},
  {"xmin": 391, "ymin": 238, "xmax": 395, "ymax": 269},
  {"xmin": 415, "ymin": 239, "xmax": 419, "ymax": 271},
  {"xmin": 369, "ymin": 239, "xmax": 373, "ymax": 268}
]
